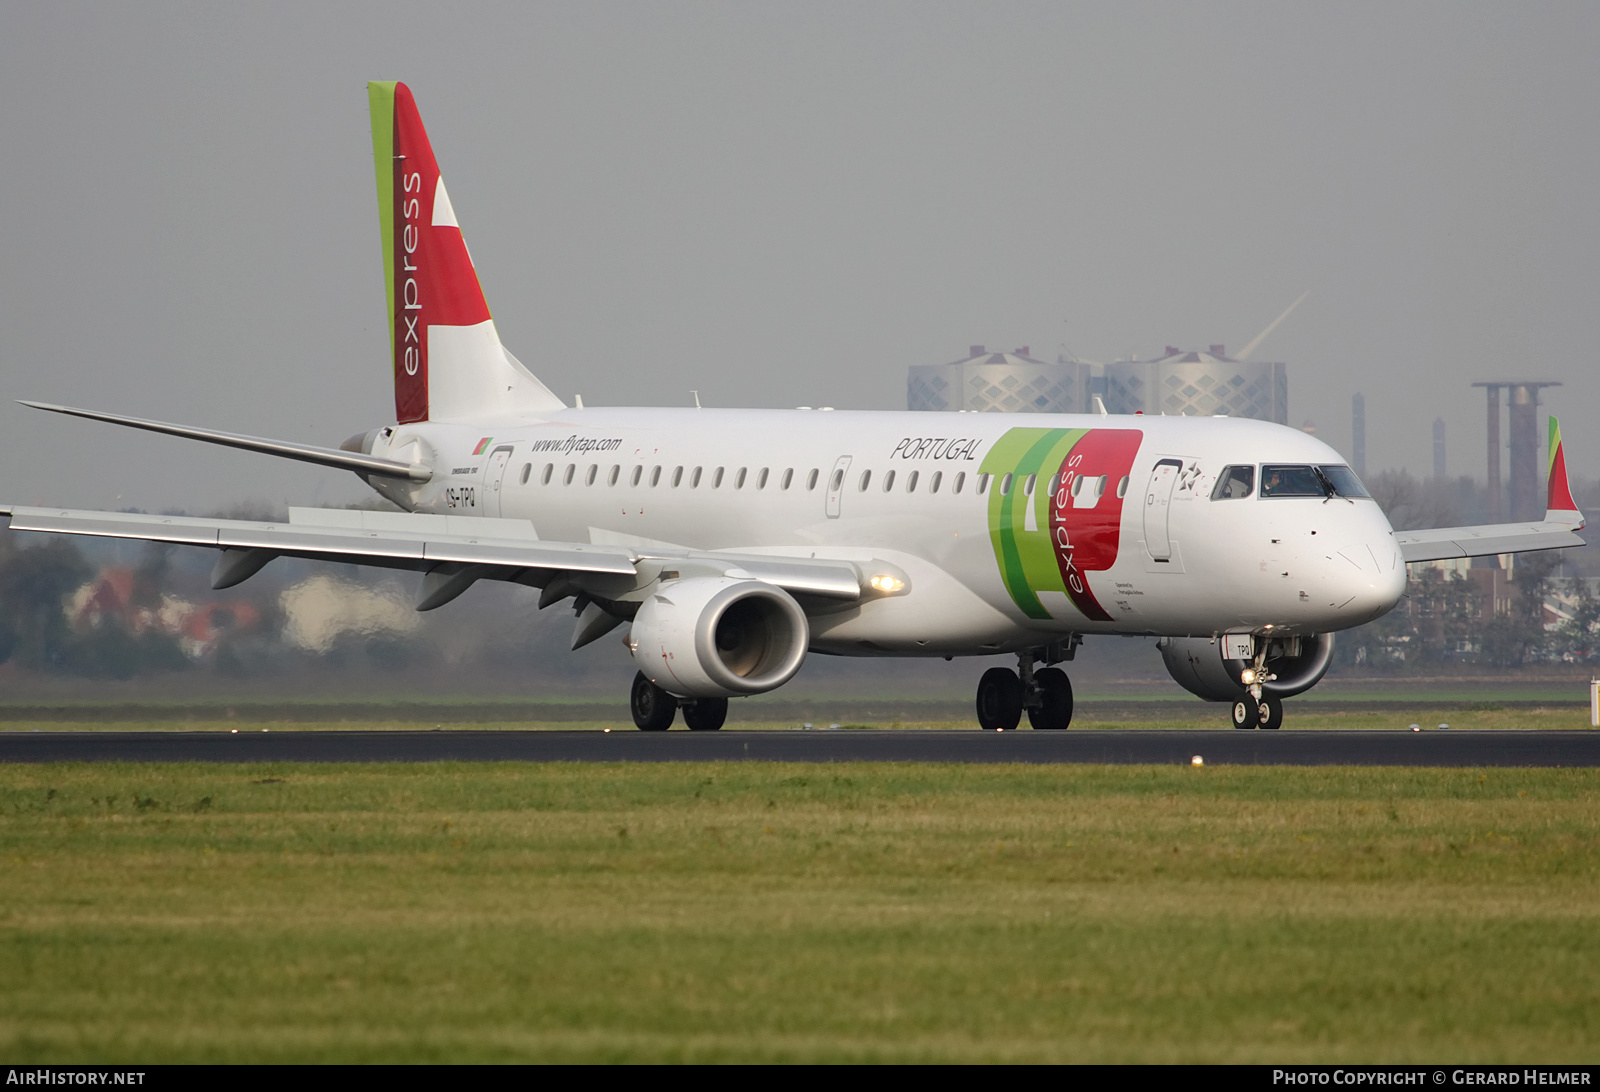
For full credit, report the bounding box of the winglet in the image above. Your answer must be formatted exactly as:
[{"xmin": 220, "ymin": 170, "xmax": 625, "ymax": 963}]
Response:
[{"xmin": 1546, "ymin": 416, "xmax": 1584, "ymax": 529}]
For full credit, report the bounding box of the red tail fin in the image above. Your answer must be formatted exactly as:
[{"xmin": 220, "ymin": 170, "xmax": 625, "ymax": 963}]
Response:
[{"xmin": 369, "ymin": 82, "xmax": 564, "ymax": 423}]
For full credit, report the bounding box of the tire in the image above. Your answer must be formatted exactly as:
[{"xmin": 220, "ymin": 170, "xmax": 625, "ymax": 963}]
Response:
[
  {"xmin": 976, "ymin": 667, "xmax": 1023, "ymax": 731},
  {"xmin": 682, "ymin": 698, "xmax": 728, "ymax": 731},
  {"xmin": 630, "ymin": 671, "xmax": 677, "ymax": 731},
  {"xmin": 1028, "ymin": 667, "xmax": 1074, "ymax": 729},
  {"xmin": 1231, "ymin": 697, "xmax": 1260, "ymax": 729},
  {"xmin": 1258, "ymin": 694, "xmax": 1284, "ymax": 731}
]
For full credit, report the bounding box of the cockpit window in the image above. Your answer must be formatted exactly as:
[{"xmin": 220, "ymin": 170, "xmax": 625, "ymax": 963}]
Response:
[
  {"xmin": 1258, "ymin": 464, "xmax": 1372, "ymax": 499},
  {"xmin": 1316, "ymin": 464, "xmax": 1370, "ymax": 498},
  {"xmin": 1259, "ymin": 465, "xmax": 1325, "ymax": 497},
  {"xmin": 1210, "ymin": 465, "xmax": 1254, "ymax": 500}
]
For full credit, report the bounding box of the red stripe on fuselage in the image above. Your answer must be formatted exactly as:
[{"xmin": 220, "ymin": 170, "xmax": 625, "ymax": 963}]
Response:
[{"xmin": 1048, "ymin": 430, "xmax": 1143, "ymax": 622}]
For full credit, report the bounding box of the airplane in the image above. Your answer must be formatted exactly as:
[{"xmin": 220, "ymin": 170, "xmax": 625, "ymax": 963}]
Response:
[{"xmin": 2, "ymin": 82, "xmax": 1587, "ymax": 732}]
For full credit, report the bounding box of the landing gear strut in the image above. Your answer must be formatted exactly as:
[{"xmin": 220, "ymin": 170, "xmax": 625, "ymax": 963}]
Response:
[
  {"xmin": 1230, "ymin": 640, "xmax": 1283, "ymax": 730},
  {"xmin": 976, "ymin": 642, "xmax": 1077, "ymax": 730}
]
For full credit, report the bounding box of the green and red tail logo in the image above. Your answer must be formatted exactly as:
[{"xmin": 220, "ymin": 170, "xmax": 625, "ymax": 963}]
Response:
[
  {"xmin": 982, "ymin": 427, "xmax": 1143, "ymax": 621},
  {"xmin": 369, "ymin": 81, "xmax": 493, "ymax": 425},
  {"xmin": 1547, "ymin": 416, "xmax": 1582, "ymax": 524}
]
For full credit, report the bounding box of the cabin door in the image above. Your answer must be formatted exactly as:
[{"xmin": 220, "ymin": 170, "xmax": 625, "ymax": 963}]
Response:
[{"xmin": 1142, "ymin": 458, "xmax": 1183, "ymax": 561}]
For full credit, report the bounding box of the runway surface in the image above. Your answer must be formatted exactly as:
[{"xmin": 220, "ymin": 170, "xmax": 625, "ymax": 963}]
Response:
[{"xmin": 2, "ymin": 729, "xmax": 1597, "ymax": 766}]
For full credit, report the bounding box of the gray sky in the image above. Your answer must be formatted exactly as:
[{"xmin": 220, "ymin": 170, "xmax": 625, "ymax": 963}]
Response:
[{"xmin": 3, "ymin": 1, "xmax": 1596, "ymax": 513}]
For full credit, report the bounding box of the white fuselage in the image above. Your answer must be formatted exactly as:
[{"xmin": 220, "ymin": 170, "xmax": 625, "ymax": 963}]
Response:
[{"xmin": 365, "ymin": 408, "xmax": 1406, "ymax": 656}]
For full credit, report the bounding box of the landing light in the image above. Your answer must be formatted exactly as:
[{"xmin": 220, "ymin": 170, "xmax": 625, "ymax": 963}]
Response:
[
  {"xmin": 869, "ymin": 574, "xmax": 904, "ymax": 593},
  {"xmin": 1240, "ymin": 668, "xmax": 1258, "ymax": 686}
]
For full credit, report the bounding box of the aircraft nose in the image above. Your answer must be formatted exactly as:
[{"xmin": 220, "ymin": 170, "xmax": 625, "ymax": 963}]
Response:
[{"xmin": 1326, "ymin": 540, "xmax": 1406, "ymax": 624}]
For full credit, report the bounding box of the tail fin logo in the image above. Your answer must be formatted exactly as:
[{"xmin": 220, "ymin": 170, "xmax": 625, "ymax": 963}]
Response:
[
  {"xmin": 370, "ymin": 82, "xmax": 492, "ymax": 423},
  {"xmin": 1547, "ymin": 416, "xmax": 1582, "ymax": 525}
]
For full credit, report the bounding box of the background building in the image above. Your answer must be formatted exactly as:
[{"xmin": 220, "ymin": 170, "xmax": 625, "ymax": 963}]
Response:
[
  {"xmin": 1103, "ymin": 346, "xmax": 1287, "ymax": 423},
  {"xmin": 908, "ymin": 346, "xmax": 1092, "ymax": 414}
]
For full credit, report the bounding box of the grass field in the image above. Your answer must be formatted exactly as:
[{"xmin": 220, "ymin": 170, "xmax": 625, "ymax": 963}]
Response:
[{"xmin": 2, "ymin": 761, "xmax": 1597, "ymax": 1062}]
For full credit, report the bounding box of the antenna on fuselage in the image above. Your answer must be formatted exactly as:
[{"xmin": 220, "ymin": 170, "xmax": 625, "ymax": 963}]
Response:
[{"xmin": 691, "ymin": 390, "xmax": 702, "ymax": 409}]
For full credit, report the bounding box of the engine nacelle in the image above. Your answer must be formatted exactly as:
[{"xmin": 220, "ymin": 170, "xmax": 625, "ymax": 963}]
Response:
[
  {"xmin": 1158, "ymin": 633, "xmax": 1334, "ymax": 702},
  {"xmin": 629, "ymin": 577, "xmax": 810, "ymax": 698}
]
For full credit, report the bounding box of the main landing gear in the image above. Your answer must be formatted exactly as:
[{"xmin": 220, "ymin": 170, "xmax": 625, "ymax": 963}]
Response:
[
  {"xmin": 975, "ymin": 644, "xmax": 1076, "ymax": 730},
  {"xmin": 629, "ymin": 672, "xmax": 727, "ymax": 731}
]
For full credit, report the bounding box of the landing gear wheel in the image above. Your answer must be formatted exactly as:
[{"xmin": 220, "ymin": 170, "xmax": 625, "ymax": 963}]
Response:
[
  {"xmin": 630, "ymin": 672, "xmax": 677, "ymax": 731},
  {"xmin": 976, "ymin": 667, "xmax": 1023, "ymax": 731},
  {"xmin": 1231, "ymin": 697, "xmax": 1260, "ymax": 729},
  {"xmin": 1258, "ymin": 694, "xmax": 1284, "ymax": 731},
  {"xmin": 1028, "ymin": 667, "xmax": 1074, "ymax": 729},
  {"xmin": 682, "ymin": 698, "xmax": 728, "ymax": 731}
]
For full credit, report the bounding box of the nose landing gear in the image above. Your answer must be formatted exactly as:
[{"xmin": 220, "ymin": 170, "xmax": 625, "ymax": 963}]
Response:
[
  {"xmin": 1230, "ymin": 642, "xmax": 1284, "ymax": 730},
  {"xmin": 975, "ymin": 641, "xmax": 1077, "ymax": 730}
]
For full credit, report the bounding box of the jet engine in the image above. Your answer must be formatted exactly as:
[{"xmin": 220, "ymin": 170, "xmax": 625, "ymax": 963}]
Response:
[
  {"xmin": 1158, "ymin": 633, "xmax": 1334, "ymax": 702},
  {"xmin": 629, "ymin": 577, "xmax": 810, "ymax": 698}
]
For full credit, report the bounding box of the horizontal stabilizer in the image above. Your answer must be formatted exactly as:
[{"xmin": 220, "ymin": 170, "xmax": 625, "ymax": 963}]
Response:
[{"xmin": 18, "ymin": 401, "xmax": 433, "ymax": 482}]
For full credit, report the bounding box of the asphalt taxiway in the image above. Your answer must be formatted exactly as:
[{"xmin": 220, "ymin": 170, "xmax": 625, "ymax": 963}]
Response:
[{"xmin": 1, "ymin": 729, "xmax": 1597, "ymax": 766}]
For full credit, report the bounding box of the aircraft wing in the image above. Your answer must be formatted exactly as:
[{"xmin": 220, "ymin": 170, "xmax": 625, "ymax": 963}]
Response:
[
  {"xmin": 1394, "ymin": 519, "xmax": 1586, "ymax": 564},
  {"xmin": 0, "ymin": 504, "xmax": 868, "ymax": 604}
]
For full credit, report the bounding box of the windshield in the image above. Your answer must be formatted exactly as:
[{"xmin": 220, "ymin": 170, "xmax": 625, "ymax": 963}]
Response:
[
  {"xmin": 1259, "ymin": 465, "xmax": 1325, "ymax": 497},
  {"xmin": 1316, "ymin": 464, "xmax": 1370, "ymax": 498},
  {"xmin": 1258, "ymin": 463, "xmax": 1371, "ymax": 499}
]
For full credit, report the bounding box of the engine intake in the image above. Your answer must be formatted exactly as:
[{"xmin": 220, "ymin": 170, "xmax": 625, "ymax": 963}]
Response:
[
  {"xmin": 630, "ymin": 577, "xmax": 810, "ymax": 698},
  {"xmin": 1159, "ymin": 633, "xmax": 1334, "ymax": 702}
]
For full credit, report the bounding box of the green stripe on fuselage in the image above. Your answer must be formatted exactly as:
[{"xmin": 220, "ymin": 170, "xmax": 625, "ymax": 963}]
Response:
[
  {"xmin": 981, "ymin": 427, "xmax": 1087, "ymax": 619},
  {"xmin": 367, "ymin": 82, "xmax": 398, "ymax": 355}
]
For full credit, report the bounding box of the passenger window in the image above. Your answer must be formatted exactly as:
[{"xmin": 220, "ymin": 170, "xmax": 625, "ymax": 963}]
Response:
[
  {"xmin": 1210, "ymin": 465, "xmax": 1255, "ymax": 500},
  {"xmin": 858, "ymin": 470, "xmax": 872, "ymax": 491},
  {"xmin": 585, "ymin": 464, "xmax": 598, "ymax": 486},
  {"xmin": 671, "ymin": 466, "xmax": 684, "ymax": 487},
  {"xmin": 757, "ymin": 468, "xmax": 769, "ymax": 489},
  {"xmin": 650, "ymin": 466, "xmax": 662, "ymax": 487},
  {"xmin": 564, "ymin": 464, "xmax": 576, "ymax": 485},
  {"xmin": 1047, "ymin": 473, "xmax": 1058, "ymax": 497},
  {"xmin": 829, "ymin": 469, "xmax": 844, "ymax": 492},
  {"xmin": 956, "ymin": 472, "xmax": 968, "ymax": 494},
  {"xmin": 1116, "ymin": 475, "xmax": 1129, "ymax": 499},
  {"xmin": 736, "ymin": 468, "xmax": 747, "ymax": 489},
  {"xmin": 999, "ymin": 473, "xmax": 1013, "ymax": 496},
  {"xmin": 1023, "ymin": 473, "xmax": 1036, "ymax": 496},
  {"xmin": 542, "ymin": 463, "xmax": 554, "ymax": 485},
  {"xmin": 520, "ymin": 463, "xmax": 532, "ymax": 485},
  {"xmin": 808, "ymin": 468, "xmax": 820, "ymax": 491},
  {"xmin": 882, "ymin": 470, "xmax": 896, "ymax": 492},
  {"xmin": 608, "ymin": 465, "xmax": 620, "ymax": 486},
  {"xmin": 691, "ymin": 467, "xmax": 702, "ymax": 488},
  {"xmin": 713, "ymin": 467, "xmax": 724, "ymax": 488},
  {"xmin": 781, "ymin": 468, "xmax": 793, "ymax": 490},
  {"xmin": 929, "ymin": 471, "xmax": 942, "ymax": 493},
  {"xmin": 906, "ymin": 470, "xmax": 919, "ymax": 493},
  {"xmin": 630, "ymin": 465, "xmax": 642, "ymax": 486}
]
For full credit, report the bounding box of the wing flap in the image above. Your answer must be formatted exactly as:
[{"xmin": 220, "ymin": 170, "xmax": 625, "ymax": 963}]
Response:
[
  {"xmin": 2, "ymin": 505, "xmax": 870, "ymax": 602},
  {"xmin": 4, "ymin": 505, "xmax": 637, "ymax": 575}
]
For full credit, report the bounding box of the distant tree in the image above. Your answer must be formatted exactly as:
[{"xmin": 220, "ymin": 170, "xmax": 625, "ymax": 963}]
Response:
[
  {"xmin": 0, "ymin": 540, "xmax": 91, "ymax": 669},
  {"xmin": 1560, "ymin": 575, "xmax": 1600, "ymax": 663}
]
